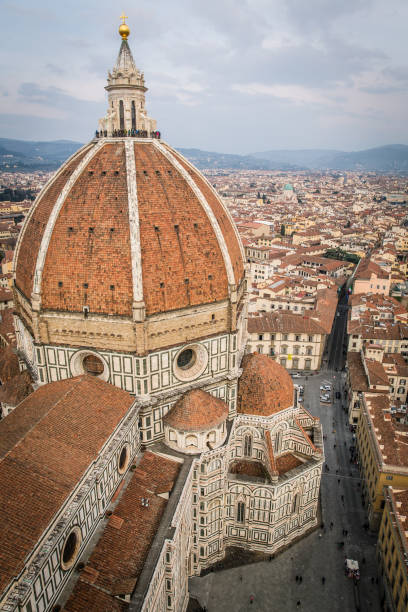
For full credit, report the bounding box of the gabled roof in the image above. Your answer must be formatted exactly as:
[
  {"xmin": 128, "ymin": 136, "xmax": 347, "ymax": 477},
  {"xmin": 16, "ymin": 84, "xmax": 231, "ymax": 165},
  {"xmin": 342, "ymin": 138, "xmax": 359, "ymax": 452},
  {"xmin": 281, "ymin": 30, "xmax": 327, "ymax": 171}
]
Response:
[{"xmin": 0, "ymin": 376, "xmax": 134, "ymax": 594}]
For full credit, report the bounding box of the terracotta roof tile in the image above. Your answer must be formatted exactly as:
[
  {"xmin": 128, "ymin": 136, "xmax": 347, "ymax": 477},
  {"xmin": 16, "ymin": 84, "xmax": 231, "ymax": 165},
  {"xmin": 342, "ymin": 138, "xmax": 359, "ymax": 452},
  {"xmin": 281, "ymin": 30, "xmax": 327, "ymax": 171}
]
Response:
[
  {"xmin": 163, "ymin": 388, "xmax": 228, "ymax": 432},
  {"xmin": 275, "ymin": 453, "xmax": 303, "ymax": 475}
]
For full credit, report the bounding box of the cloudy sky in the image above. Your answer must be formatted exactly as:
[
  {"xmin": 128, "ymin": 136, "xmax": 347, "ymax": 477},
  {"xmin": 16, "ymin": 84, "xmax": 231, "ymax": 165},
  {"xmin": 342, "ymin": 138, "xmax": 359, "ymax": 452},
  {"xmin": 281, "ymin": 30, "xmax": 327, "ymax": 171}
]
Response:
[{"xmin": 0, "ymin": 0, "xmax": 407, "ymax": 153}]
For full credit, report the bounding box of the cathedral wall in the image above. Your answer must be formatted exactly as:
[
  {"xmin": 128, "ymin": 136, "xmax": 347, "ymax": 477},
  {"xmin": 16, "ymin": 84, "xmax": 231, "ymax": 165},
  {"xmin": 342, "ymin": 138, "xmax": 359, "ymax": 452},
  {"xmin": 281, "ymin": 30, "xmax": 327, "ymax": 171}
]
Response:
[
  {"xmin": 140, "ymin": 462, "xmax": 193, "ymax": 612},
  {"xmin": 2, "ymin": 405, "xmax": 141, "ymax": 612},
  {"xmin": 145, "ymin": 300, "xmax": 232, "ymax": 352}
]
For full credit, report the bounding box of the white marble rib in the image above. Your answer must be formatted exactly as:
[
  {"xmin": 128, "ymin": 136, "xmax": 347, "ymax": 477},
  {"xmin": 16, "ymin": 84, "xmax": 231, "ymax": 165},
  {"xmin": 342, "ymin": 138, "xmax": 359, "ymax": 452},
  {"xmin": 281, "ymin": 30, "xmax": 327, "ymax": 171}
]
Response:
[
  {"xmin": 32, "ymin": 140, "xmax": 105, "ymax": 299},
  {"xmin": 125, "ymin": 139, "xmax": 144, "ymax": 303}
]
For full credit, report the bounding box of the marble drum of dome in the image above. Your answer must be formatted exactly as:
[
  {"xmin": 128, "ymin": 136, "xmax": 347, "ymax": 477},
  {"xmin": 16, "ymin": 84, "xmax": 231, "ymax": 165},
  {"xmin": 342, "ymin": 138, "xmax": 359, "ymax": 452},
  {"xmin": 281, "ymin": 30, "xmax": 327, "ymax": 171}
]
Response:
[{"xmin": 12, "ymin": 27, "xmax": 247, "ymax": 397}]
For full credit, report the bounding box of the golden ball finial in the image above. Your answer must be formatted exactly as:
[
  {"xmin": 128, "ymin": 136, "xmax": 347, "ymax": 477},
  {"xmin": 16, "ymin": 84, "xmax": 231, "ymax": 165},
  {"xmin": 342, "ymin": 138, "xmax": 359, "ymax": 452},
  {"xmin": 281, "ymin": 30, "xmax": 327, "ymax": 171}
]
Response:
[{"xmin": 119, "ymin": 13, "xmax": 130, "ymax": 39}]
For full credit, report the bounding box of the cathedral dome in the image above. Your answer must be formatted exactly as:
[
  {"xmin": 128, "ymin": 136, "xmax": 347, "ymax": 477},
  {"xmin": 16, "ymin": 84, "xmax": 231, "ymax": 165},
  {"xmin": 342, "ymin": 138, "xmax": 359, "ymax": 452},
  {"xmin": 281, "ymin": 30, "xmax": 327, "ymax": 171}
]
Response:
[
  {"xmin": 237, "ymin": 353, "xmax": 294, "ymax": 417},
  {"xmin": 14, "ymin": 140, "xmax": 244, "ymax": 319}
]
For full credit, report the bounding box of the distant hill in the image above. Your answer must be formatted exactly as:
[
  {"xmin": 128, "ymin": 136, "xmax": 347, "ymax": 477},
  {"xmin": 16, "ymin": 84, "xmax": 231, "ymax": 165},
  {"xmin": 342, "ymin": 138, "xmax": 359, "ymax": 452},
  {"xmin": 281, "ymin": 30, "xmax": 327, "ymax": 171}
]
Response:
[
  {"xmin": 0, "ymin": 138, "xmax": 83, "ymax": 171},
  {"xmin": 252, "ymin": 145, "xmax": 408, "ymax": 172},
  {"xmin": 0, "ymin": 138, "xmax": 407, "ymax": 173},
  {"xmin": 177, "ymin": 148, "xmax": 302, "ymax": 171}
]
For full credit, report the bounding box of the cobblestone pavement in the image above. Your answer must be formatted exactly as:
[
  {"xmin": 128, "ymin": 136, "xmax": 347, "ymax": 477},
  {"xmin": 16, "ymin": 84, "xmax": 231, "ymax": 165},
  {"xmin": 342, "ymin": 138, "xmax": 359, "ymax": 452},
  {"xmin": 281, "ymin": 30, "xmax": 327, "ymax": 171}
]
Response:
[{"xmin": 191, "ymin": 369, "xmax": 382, "ymax": 612}]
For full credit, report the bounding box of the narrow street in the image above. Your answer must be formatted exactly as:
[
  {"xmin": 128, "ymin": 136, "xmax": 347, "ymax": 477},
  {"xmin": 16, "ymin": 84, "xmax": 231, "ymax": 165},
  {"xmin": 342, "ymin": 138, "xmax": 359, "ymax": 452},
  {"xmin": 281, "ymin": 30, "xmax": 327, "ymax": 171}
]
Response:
[{"xmin": 194, "ymin": 297, "xmax": 382, "ymax": 611}]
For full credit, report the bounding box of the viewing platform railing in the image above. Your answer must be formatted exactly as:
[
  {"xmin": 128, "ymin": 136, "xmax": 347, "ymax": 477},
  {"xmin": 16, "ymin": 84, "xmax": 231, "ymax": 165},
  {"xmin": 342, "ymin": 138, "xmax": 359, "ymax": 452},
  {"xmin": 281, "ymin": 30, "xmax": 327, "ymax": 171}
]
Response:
[{"xmin": 95, "ymin": 129, "xmax": 161, "ymax": 139}]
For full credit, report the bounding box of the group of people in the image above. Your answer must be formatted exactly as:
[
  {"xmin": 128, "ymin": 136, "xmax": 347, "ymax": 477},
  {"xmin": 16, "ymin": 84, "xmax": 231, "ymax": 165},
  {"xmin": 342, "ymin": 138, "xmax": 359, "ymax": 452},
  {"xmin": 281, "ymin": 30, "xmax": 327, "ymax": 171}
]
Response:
[{"xmin": 94, "ymin": 129, "xmax": 161, "ymax": 139}]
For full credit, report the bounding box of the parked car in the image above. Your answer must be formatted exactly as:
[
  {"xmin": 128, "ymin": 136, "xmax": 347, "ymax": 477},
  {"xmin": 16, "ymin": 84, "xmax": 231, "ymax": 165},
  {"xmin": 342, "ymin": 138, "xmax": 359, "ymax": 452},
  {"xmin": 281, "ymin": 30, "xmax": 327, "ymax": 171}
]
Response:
[
  {"xmin": 320, "ymin": 385, "xmax": 331, "ymax": 391},
  {"xmin": 292, "ymin": 373, "xmax": 301, "ymax": 378}
]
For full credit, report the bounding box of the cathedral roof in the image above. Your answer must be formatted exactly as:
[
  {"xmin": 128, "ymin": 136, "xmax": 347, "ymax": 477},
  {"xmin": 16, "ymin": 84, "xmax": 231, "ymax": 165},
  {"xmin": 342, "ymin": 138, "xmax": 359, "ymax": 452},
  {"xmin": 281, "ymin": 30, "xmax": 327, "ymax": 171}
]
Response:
[
  {"xmin": 163, "ymin": 388, "xmax": 228, "ymax": 432},
  {"xmin": 64, "ymin": 451, "xmax": 181, "ymax": 611},
  {"xmin": 14, "ymin": 140, "xmax": 244, "ymax": 318},
  {"xmin": 237, "ymin": 353, "xmax": 294, "ymax": 417},
  {"xmin": 0, "ymin": 376, "xmax": 133, "ymax": 594}
]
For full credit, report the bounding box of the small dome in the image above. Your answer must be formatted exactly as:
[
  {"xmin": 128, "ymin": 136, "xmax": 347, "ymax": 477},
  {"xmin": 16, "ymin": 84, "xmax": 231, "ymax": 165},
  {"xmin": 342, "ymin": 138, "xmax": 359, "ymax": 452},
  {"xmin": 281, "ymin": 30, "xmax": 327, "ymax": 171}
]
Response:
[
  {"xmin": 237, "ymin": 353, "xmax": 293, "ymax": 417},
  {"xmin": 164, "ymin": 389, "xmax": 228, "ymax": 432},
  {"xmin": 284, "ymin": 183, "xmax": 294, "ymax": 191}
]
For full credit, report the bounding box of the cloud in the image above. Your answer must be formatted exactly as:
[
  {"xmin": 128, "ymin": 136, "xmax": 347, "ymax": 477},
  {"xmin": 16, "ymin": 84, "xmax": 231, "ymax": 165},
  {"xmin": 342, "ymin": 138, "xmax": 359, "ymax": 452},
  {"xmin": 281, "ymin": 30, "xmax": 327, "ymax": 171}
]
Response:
[
  {"xmin": 45, "ymin": 63, "xmax": 66, "ymax": 76},
  {"xmin": 0, "ymin": 0, "xmax": 407, "ymax": 150}
]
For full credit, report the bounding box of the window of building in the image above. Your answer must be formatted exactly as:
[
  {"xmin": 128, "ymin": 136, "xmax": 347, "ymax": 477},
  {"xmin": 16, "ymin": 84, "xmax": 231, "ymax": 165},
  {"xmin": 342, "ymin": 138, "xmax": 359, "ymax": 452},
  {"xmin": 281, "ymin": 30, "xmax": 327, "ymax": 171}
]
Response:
[
  {"xmin": 304, "ymin": 359, "xmax": 311, "ymax": 370},
  {"xmin": 61, "ymin": 527, "xmax": 82, "ymax": 571},
  {"xmin": 186, "ymin": 435, "xmax": 198, "ymax": 447},
  {"xmin": 294, "ymin": 345, "xmax": 300, "ymax": 355},
  {"xmin": 244, "ymin": 434, "xmax": 252, "ymax": 457},
  {"xmin": 257, "ymin": 345, "xmax": 263, "ymax": 354},
  {"xmin": 292, "ymin": 493, "xmax": 300, "ymax": 513},
  {"xmin": 258, "ymin": 334, "xmax": 263, "ymax": 341},
  {"xmin": 237, "ymin": 501, "xmax": 245, "ymax": 523},
  {"xmin": 117, "ymin": 444, "xmax": 130, "ymax": 474},
  {"xmin": 306, "ymin": 346, "xmax": 313, "ymax": 356},
  {"xmin": 308, "ymin": 335, "xmax": 313, "ymax": 342},
  {"xmin": 295, "ymin": 335, "xmax": 300, "ymax": 342},
  {"xmin": 282, "ymin": 334, "xmax": 288, "ymax": 341},
  {"xmin": 292, "ymin": 358, "xmax": 299, "ymax": 369},
  {"xmin": 177, "ymin": 348, "xmax": 196, "ymax": 370},
  {"xmin": 281, "ymin": 345, "xmax": 288, "ymax": 355},
  {"xmin": 82, "ymin": 354, "xmax": 104, "ymax": 376},
  {"xmin": 280, "ymin": 358, "xmax": 287, "ymax": 367}
]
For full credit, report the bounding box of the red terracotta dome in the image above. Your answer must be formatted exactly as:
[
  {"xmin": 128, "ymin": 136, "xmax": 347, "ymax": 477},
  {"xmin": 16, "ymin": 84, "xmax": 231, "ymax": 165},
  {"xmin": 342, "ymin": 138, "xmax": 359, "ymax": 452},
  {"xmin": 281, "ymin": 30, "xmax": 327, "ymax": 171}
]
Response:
[
  {"xmin": 14, "ymin": 139, "xmax": 244, "ymax": 317},
  {"xmin": 237, "ymin": 353, "xmax": 294, "ymax": 417},
  {"xmin": 163, "ymin": 389, "xmax": 228, "ymax": 432}
]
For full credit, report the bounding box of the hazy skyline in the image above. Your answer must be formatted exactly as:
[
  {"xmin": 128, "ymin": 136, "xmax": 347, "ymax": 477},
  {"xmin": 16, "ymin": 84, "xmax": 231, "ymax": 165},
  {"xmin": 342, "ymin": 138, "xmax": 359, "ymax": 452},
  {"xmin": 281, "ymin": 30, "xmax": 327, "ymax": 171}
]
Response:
[{"xmin": 1, "ymin": 0, "xmax": 407, "ymax": 154}]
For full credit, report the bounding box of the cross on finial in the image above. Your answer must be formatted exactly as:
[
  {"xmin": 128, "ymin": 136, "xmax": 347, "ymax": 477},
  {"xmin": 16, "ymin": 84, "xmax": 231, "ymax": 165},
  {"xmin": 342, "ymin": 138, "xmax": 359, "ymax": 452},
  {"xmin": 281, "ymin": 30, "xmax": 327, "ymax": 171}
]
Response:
[{"xmin": 120, "ymin": 12, "xmax": 128, "ymax": 24}]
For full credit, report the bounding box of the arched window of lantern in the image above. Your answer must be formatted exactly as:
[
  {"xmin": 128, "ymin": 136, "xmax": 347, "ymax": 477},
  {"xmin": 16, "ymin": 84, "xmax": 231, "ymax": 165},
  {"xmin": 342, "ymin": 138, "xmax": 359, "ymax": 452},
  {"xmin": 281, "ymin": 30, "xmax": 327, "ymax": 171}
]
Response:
[
  {"xmin": 131, "ymin": 101, "xmax": 136, "ymax": 130},
  {"xmin": 119, "ymin": 100, "xmax": 124, "ymax": 130}
]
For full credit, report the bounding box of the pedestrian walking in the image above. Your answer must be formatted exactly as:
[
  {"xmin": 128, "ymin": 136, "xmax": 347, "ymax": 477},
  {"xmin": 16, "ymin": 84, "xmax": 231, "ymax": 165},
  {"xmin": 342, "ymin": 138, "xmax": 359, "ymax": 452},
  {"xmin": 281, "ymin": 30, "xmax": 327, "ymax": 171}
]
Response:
[
  {"xmin": 299, "ymin": 576, "xmax": 302, "ymax": 583},
  {"xmin": 322, "ymin": 576, "xmax": 325, "ymax": 585},
  {"xmin": 250, "ymin": 595, "xmax": 254, "ymax": 604},
  {"xmin": 297, "ymin": 601, "xmax": 301, "ymax": 609},
  {"xmin": 338, "ymin": 479, "xmax": 340, "ymax": 484},
  {"xmin": 296, "ymin": 575, "xmax": 299, "ymax": 582},
  {"xmin": 330, "ymin": 521, "xmax": 334, "ymax": 529}
]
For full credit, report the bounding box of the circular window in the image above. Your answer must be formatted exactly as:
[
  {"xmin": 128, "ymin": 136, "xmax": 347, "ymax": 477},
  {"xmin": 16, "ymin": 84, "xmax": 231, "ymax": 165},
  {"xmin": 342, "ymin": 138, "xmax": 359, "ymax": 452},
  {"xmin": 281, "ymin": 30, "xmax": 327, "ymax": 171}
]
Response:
[
  {"xmin": 118, "ymin": 444, "xmax": 130, "ymax": 474},
  {"xmin": 177, "ymin": 348, "xmax": 196, "ymax": 370},
  {"xmin": 61, "ymin": 526, "xmax": 82, "ymax": 571},
  {"xmin": 82, "ymin": 354, "xmax": 104, "ymax": 376},
  {"xmin": 173, "ymin": 344, "xmax": 208, "ymax": 382}
]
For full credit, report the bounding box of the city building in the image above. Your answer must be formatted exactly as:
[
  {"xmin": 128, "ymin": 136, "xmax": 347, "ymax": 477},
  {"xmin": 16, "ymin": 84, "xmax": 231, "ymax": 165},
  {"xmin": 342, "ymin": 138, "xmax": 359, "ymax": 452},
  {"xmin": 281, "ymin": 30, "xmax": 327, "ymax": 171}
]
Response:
[
  {"xmin": 353, "ymin": 257, "xmax": 391, "ymax": 296},
  {"xmin": 357, "ymin": 393, "xmax": 408, "ymax": 529},
  {"xmin": 377, "ymin": 487, "xmax": 408, "ymax": 612}
]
